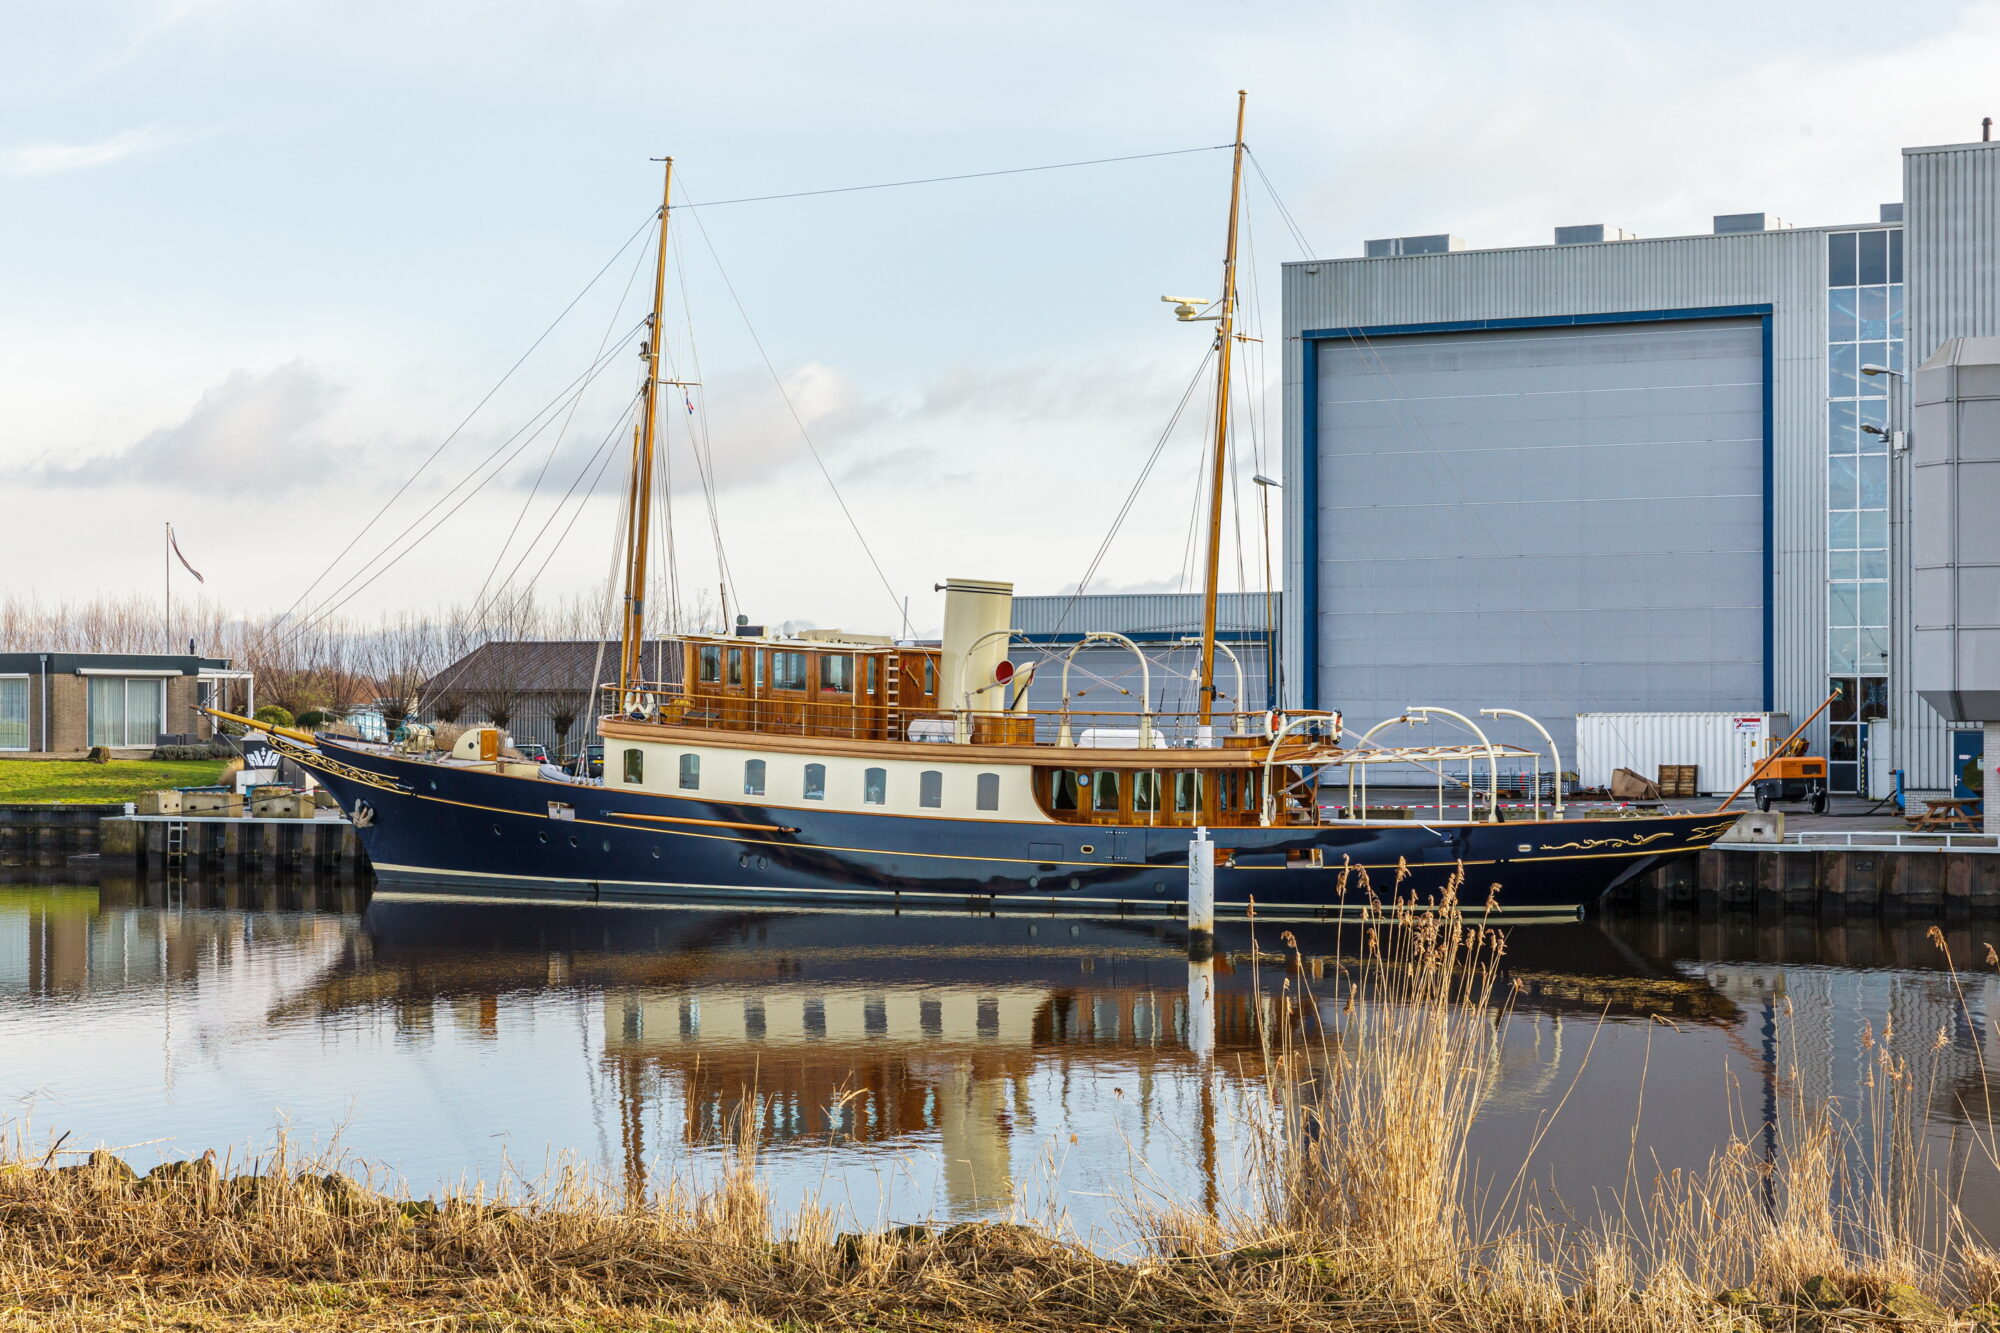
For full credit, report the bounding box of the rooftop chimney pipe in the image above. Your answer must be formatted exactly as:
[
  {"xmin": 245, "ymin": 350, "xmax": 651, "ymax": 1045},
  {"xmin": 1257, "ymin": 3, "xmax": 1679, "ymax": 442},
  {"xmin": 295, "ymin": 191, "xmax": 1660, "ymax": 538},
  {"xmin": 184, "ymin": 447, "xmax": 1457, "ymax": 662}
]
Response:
[{"xmin": 1986, "ymin": 116, "xmax": 1993, "ymax": 142}]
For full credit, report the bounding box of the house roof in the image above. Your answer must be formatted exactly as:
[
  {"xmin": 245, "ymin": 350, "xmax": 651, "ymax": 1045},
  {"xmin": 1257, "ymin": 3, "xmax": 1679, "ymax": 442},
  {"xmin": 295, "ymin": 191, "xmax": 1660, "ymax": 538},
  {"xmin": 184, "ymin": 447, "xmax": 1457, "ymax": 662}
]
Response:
[
  {"xmin": 421, "ymin": 640, "xmax": 682, "ymax": 697},
  {"xmin": 0, "ymin": 652, "xmax": 231, "ymax": 675}
]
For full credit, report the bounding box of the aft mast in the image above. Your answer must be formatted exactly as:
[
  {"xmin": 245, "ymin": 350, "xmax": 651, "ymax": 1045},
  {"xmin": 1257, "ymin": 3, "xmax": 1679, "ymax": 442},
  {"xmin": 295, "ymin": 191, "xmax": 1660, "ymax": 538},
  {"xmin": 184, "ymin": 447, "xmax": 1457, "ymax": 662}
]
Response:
[
  {"xmin": 620, "ymin": 157, "xmax": 675, "ymax": 702},
  {"xmin": 1195, "ymin": 94, "xmax": 1248, "ymax": 726}
]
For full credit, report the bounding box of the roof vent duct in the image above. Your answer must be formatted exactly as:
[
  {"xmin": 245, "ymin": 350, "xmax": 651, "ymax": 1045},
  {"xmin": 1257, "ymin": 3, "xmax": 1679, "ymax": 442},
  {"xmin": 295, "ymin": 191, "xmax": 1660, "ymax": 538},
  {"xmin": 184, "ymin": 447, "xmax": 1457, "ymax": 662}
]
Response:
[
  {"xmin": 1553, "ymin": 224, "xmax": 1636, "ymax": 244},
  {"xmin": 1362, "ymin": 234, "xmax": 1466, "ymax": 257},
  {"xmin": 1713, "ymin": 212, "xmax": 1791, "ymax": 234}
]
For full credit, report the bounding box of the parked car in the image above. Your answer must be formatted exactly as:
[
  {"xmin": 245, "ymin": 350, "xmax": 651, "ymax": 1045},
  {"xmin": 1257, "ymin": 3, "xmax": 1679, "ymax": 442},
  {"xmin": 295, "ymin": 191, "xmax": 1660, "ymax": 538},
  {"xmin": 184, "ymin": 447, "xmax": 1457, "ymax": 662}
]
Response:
[
  {"xmin": 514, "ymin": 741, "xmax": 551, "ymax": 763},
  {"xmin": 571, "ymin": 743, "xmax": 603, "ymax": 779}
]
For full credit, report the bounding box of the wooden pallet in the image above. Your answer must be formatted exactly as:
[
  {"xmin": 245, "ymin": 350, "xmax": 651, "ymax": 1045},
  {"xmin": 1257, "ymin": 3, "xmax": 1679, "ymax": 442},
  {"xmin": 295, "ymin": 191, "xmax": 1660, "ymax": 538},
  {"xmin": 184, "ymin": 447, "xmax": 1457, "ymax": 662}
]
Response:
[{"xmin": 1657, "ymin": 764, "xmax": 1698, "ymax": 798}]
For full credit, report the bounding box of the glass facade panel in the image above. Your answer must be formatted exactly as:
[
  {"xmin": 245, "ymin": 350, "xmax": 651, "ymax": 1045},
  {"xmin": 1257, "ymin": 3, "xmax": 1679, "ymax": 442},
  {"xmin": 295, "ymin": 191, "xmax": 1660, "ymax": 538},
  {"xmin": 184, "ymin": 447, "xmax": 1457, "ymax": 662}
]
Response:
[
  {"xmin": 1829, "ymin": 583, "xmax": 1859, "ymax": 627},
  {"xmin": 1829, "ymin": 400, "xmax": 1858, "ymax": 453},
  {"xmin": 1828, "ymin": 287, "xmax": 1858, "ymax": 342},
  {"xmin": 1828, "ymin": 455, "xmax": 1858, "ymax": 509},
  {"xmin": 1829, "ymin": 630, "xmax": 1859, "ymax": 672},
  {"xmin": 0, "ymin": 679, "xmax": 26, "ymax": 750}
]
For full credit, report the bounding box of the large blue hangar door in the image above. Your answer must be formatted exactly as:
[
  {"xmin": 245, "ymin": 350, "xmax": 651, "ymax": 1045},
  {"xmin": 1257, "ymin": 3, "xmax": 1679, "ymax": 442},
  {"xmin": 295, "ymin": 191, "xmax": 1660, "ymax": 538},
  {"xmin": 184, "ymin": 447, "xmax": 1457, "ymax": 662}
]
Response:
[{"xmin": 1314, "ymin": 317, "xmax": 1765, "ymax": 766}]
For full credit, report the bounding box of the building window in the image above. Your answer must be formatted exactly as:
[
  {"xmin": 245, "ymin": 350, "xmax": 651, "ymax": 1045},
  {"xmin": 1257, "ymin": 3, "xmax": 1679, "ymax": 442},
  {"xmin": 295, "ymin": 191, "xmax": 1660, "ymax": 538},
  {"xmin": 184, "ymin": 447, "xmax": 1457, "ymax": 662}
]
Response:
[
  {"xmin": 976, "ymin": 772, "xmax": 1001, "ymax": 811},
  {"xmin": 726, "ymin": 648, "xmax": 744, "ymax": 686},
  {"xmin": 622, "ymin": 748, "xmax": 643, "ymax": 784},
  {"xmin": 1132, "ymin": 771, "xmax": 1160, "ymax": 814},
  {"xmin": 819, "ymin": 654, "xmax": 854, "ymax": 693},
  {"xmin": 1826, "ymin": 227, "xmax": 1901, "ymax": 793},
  {"xmin": 678, "ymin": 752, "xmax": 700, "ymax": 790},
  {"xmin": 87, "ymin": 676, "xmax": 166, "ymax": 749},
  {"xmin": 919, "ymin": 769, "xmax": 943, "ymax": 808},
  {"xmin": 0, "ymin": 678, "xmax": 27, "ymax": 750},
  {"xmin": 863, "ymin": 767, "xmax": 887, "ymax": 804},
  {"xmin": 698, "ymin": 645, "xmax": 722, "ymax": 683},
  {"xmin": 803, "ymin": 762, "xmax": 826, "ymax": 800},
  {"xmin": 771, "ymin": 651, "xmax": 808, "ymax": 691},
  {"xmin": 1091, "ymin": 770, "xmax": 1120, "ymax": 814},
  {"xmin": 744, "ymin": 758, "xmax": 766, "ymax": 796}
]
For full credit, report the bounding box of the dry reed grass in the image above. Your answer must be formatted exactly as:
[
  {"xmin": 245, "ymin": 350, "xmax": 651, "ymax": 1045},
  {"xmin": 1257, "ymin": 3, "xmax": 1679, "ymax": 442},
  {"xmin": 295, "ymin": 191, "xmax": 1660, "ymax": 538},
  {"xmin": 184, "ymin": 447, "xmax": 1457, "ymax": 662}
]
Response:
[{"xmin": 5, "ymin": 884, "xmax": 1999, "ymax": 1330}]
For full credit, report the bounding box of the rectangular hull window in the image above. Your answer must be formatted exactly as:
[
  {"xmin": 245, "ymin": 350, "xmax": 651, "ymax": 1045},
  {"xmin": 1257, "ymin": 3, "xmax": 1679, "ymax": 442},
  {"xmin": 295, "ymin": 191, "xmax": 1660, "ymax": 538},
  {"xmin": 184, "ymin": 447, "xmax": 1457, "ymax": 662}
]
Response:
[
  {"xmin": 622, "ymin": 749, "xmax": 644, "ymax": 784},
  {"xmin": 919, "ymin": 770, "xmax": 943, "ymax": 808},
  {"xmin": 864, "ymin": 767, "xmax": 887, "ymax": 804},
  {"xmin": 804, "ymin": 763, "xmax": 826, "ymax": 800},
  {"xmin": 744, "ymin": 758, "xmax": 766, "ymax": 796},
  {"xmin": 678, "ymin": 753, "xmax": 700, "ymax": 790},
  {"xmin": 976, "ymin": 772, "xmax": 1000, "ymax": 811}
]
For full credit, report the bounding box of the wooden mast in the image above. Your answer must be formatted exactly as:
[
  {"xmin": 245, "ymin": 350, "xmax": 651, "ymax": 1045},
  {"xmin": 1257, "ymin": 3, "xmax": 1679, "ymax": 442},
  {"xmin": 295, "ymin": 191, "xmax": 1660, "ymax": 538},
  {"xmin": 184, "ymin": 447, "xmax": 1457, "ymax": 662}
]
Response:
[
  {"xmin": 620, "ymin": 157, "xmax": 675, "ymax": 698},
  {"xmin": 1195, "ymin": 93, "xmax": 1247, "ymax": 726}
]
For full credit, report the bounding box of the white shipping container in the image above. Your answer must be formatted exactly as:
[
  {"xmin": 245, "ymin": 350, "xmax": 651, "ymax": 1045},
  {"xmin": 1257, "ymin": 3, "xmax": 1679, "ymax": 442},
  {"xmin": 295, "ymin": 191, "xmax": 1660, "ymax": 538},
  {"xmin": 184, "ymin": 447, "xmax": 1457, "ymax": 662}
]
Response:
[{"xmin": 1574, "ymin": 712, "xmax": 1791, "ymax": 796}]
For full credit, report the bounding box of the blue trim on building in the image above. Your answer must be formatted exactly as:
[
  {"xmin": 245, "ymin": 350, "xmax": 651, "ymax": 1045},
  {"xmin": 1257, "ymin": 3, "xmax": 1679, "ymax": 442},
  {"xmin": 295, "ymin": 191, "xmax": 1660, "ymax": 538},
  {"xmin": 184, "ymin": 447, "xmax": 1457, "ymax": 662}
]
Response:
[
  {"xmin": 1758, "ymin": 312, "xmax": 1776, "ymax": 711},
  {"xmin": 1014, "ymin": 631, "xmax": 1266, "ymax": 646},
  {"xmin": 1299, "ymin": 303, "xmax": 1777, "ymax": 717}
]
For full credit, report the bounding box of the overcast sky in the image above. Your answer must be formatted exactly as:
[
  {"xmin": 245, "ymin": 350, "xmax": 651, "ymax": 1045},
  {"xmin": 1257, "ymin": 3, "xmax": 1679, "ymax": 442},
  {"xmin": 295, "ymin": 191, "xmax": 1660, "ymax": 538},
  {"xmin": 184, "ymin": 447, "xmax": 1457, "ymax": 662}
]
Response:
[{"xmin": 4, "ymin": 0, "xmax": 1996, "ymax": 640}]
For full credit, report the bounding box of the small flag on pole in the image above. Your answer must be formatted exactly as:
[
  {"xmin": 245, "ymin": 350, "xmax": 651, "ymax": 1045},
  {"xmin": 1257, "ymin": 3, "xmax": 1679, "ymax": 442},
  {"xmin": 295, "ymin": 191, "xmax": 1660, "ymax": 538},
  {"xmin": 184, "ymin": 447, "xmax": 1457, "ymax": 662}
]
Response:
[
  {"xmin": 684, "ymin": 391, "xmax": 695, "ymax": 414},
  {"xmin": 167, "ymin": 524, "xmax": 205, "ymax": 584}
]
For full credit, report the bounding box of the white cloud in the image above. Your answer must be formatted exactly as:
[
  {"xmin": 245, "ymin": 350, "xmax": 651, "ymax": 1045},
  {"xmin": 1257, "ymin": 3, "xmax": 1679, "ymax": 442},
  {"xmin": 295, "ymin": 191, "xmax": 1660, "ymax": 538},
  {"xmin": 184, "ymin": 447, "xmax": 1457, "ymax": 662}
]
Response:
[
  {"xmin": 22, "ymin": 361, "xmax": 347, "ymax": 492},
  {"xmin": 0, "ymin": 127, "xmax": 177, "ymax": 177}
]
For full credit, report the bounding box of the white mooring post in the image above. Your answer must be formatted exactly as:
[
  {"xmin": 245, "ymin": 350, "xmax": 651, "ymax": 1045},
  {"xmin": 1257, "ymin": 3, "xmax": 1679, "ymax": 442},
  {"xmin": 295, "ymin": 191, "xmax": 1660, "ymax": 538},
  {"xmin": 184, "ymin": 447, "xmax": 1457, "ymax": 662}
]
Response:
[
  {"xmin": 1187, "ymin": 954, "xmax": 1215, "ymax": 1062},
  {"xmin": 1187, "ymin": 825, "xmax": 1215, "ymax": 960}
]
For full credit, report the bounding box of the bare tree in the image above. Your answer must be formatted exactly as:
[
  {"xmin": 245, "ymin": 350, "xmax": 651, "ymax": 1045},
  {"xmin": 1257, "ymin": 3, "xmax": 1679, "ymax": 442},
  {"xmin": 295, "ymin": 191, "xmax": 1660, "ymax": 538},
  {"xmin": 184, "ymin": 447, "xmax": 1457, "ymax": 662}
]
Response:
[{"xmin": 543, "ymin": 689, "xmax": 589, "ymax": 760}]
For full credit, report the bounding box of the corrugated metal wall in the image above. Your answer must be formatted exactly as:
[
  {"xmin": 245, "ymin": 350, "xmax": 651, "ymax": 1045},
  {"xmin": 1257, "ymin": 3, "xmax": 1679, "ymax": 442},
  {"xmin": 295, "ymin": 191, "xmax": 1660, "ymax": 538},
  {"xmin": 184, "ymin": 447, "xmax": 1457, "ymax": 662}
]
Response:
[
  {"xmin": 1010, "ymin": 592, "xmax": 1278, "ymax": 641},
  {"xmin": 1282, "ymin": 226, "xmax": 1847, "ymax": 777},
  {"xmin": 1897, "ymin": 142, "xmax": 2000, "ymax": 784}
]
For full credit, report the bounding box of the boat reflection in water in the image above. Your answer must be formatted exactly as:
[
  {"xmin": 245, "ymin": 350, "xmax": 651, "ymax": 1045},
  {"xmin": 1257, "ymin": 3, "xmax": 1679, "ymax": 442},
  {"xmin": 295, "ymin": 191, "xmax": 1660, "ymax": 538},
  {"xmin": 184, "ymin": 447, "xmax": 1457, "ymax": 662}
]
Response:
[{"xmin": 6, "ymin": 876, "xmax": 2000, "ymax": 1234}]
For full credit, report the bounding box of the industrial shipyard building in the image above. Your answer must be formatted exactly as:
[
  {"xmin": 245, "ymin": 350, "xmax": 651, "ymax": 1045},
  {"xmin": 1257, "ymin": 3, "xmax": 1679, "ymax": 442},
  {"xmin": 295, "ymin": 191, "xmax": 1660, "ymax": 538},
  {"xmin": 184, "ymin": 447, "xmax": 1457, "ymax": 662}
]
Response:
[{"xmin": 1281, "ymin": 134, "xmax": 2000, "ymax": 794}]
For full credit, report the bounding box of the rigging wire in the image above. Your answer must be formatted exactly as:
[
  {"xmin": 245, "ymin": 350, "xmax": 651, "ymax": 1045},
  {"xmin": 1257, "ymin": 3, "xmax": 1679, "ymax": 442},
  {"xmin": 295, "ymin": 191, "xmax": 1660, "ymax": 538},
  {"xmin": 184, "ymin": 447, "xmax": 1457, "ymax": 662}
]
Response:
[
  {"xmin": 671, "ymin": 236, "xmax": 741, "ymax": 626},
  {"xmin": 680, "ymin": 181, "xmax": 907, "ymax": 625},
  {"xmin": 252, "ymin": 210, "xmax": 660, "ymax": 657},
  {"xmin": 673, "ymin": 144, "xmax": 1233, "ymax": 211}
]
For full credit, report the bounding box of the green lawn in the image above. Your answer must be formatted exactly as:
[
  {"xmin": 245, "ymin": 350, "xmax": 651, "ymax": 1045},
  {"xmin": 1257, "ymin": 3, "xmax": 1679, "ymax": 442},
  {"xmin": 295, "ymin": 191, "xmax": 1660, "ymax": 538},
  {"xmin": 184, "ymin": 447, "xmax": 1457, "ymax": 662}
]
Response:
[{"xmin": 0, "ymin": 758, "xmax": 232, "ymax": 804}]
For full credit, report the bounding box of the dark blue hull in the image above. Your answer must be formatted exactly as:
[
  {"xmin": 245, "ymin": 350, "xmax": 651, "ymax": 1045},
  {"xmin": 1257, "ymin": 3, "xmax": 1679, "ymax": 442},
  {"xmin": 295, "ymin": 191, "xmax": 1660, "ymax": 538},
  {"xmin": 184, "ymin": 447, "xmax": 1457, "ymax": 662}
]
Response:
[{"xmin": 299, "ymin": 738, "xmax": 1738, "ymax": 918}]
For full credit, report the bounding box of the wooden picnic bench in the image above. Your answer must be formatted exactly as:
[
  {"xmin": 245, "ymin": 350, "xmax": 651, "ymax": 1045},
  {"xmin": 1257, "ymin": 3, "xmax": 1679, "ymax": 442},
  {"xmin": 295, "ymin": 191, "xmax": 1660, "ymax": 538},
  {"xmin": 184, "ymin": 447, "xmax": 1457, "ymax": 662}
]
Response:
[{"xmin": 1907, "ymin": 796, "xmax": 1982, "ymax": 832}]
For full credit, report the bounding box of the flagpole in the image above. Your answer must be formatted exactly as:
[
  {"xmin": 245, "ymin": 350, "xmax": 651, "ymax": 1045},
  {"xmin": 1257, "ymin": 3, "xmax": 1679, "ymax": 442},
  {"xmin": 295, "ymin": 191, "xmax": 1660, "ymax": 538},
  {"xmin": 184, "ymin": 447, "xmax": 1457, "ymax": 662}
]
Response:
[{"xmin": 164, "ymin": 522, "xmax": 171, "ymax": 655}]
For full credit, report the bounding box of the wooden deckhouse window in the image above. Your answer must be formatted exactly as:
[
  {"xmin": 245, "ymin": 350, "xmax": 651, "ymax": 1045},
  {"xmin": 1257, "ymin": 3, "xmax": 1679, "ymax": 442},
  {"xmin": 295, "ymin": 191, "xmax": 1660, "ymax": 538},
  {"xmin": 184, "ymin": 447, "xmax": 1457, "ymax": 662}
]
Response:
[
  {"xmin": 803, "ymin": 763, "xmax": 826, "ymax": 801},
  {"xmin": 864, "ymin": 767, "xmax": 887, "ymax": 805},
  {"xmin": 819, "ymin": 654, "xmax": 854, "ymax": 693},
  {"xmin": 919, "ymin": 770, "xmax": 943, "ymax": 808},
  {"xmin": 726, "ymin": 648, "xmax": 744, "ymax": 686},
  {"xmin": 1049, "ymin": 770, "xmax": 1080, "ymax": 812},
  {"xmin": 622, "ymin": 748, "xmax": 643, "ymax": 784},
  {"xmin": 697, "ymin": 645, "xmax": 722, "ymax": 683},
  {"xmin": 744, "ymin": 759, "xmax": 766, "ymax": 796},
  {"xmin": 1092, "ymin": 770, "xmax": 1121, "ymax": 813},
  {"xmin": 771, "ymin": 652, "xmax": 808, "ymax": 691},
  {"xmin": 1173, "ymin": 771, "xmax": 1203, "ymax": 814},
  {"xmin": 865, "ymin": 657, "xmax": 879, "ymax": 693},
  {"xmin": 976, "ymin": 772, "xmax": 1000, "ymax": 811},
  {"xmin": 678, "ymin": 753, "xmax": 700, "ymax": 790},
  {"xmin": 923, "ymin": 659, "xmax": 936, "ymax": 694},
  {"xmin": 1132, "ymin": 771, "xmax": 1159, "ymax": 813}
]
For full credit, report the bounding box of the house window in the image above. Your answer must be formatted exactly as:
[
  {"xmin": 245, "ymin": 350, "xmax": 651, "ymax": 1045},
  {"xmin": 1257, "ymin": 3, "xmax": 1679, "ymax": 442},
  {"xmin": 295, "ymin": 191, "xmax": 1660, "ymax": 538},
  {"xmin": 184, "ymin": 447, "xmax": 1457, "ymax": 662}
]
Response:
[
  {"xmin": 803, "ymin": 763, "xmax": 826, "ymax": 800},
  {"xmin": 919, "ymin": 769, "xmax": 943, "ymax": 808},
  {"xmin": 622, "ymin": 748, "xmax": 644, "ymax": 784},
  {"xmin": 864, "ymin": 767, "xmax": 887, "ymax": 804},
  {"xmin": 1133, "ymin": 771, "xmax": 1160, "ymax": 814},
  {"xmin": 0, "ymin": 678, "xmax": 27, "ymax": 750},
  {"xmin": 678, "ymin": 753, "xmax": 700, "ymax": 790},
  {"xmin": 698, "ymin": 645, "xmax": 722, "ymax": 683},
  {"xmin": 726, "ymin": 648, "xmax": 744, "ymax": 686},
  {"xmin": 1092, "ymin": 770, "xmax": 1120, "ymax": 814},
  {"xmin": 87, "ymin": 676, "xmax": 166, "ymax": 749},
  {"xmin": 744, "ymin": 758, "xmax": 766, "ymax": 796},
  {"xmin": 771, "ymin": 652, "xmax": 808, "ymax": 691},
  {"xmin": 819, "ymin": 654, "xmax": 854, "ymax": 693},
  {"xmin": 976, "ymin": 772, "xmax": 1000, "ymax": 812}
]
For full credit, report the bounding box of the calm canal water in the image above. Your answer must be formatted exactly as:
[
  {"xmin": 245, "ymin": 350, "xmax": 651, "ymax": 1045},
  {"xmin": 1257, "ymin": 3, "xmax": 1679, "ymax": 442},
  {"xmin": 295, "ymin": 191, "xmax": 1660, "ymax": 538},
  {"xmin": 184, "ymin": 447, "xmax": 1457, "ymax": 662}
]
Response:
[{"xmin": 6, "ymin": 872, "xmax": 2000, "ymax": 1240}]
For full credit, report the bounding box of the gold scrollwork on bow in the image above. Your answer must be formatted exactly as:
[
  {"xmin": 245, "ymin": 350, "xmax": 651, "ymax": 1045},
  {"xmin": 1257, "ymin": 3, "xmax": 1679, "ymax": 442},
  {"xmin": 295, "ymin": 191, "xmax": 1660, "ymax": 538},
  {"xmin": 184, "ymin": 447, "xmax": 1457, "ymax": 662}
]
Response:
[
  {"xmin": 1538, "ymin": 830, "xmax": 1676, "ymax": 853},
  {"xmin": 267, "ymin": 735, "xmax": 410, "ymax": 796}
]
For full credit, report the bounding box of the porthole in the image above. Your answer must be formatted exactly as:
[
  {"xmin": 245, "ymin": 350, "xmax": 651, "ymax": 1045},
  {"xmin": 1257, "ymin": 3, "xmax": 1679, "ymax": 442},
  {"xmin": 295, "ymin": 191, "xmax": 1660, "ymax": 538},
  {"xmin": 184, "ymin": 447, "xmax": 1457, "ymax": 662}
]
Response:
[
  {"xmin": 651, "ymin": 847, "xmax": 661, "ymax": 859},
  {"xmin": 1069, "ymin": 876, "xmax": 1081, "ymax": 890},
  {"xmin": 538, "ymin": 832, "xmax": 547, "ymax": 844},
  {"xmin": 491, "ymin": 824, "xmax": 502, "ymax": 837},
  {"xmin": 756, "ymin": 856, "xmax": 768, "ymax": 871},
  {"xmin": 601, "ymin": 840, "xmax": 611, "ymax": 853},
  {"xmin": 1080, "ymin": 844, "xmax": 1094, "ymax": 855},
  {"xmin": 1153, "ymin": 881, "xmax": 1166, "ymax": 895},
  {"xmin": 1028, "ymin": 876, "xmax": 1040, "ymax": 888},
  {"xmin": 429, "ymin": 779, "xmax": 438, "ymax": 792},
  {"xmin": 569, "ymin": 835, "xmax": 579, "ymax": 848}
]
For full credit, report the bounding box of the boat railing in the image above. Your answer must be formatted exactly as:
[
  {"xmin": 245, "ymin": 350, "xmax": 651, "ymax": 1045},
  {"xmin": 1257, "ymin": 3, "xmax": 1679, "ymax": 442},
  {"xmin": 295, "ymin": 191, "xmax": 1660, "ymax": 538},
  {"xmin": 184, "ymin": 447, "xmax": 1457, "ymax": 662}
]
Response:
[{"xmin": 598, "ymin": 681, "xmax": 1331, "ymax": 751}]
